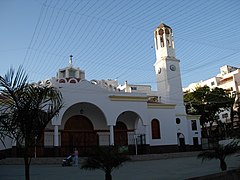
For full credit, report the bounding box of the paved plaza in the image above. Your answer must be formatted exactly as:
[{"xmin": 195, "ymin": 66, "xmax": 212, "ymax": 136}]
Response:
[{"xmin": 0, "ymin": 155, "xmax": 239, "ymax": 180}]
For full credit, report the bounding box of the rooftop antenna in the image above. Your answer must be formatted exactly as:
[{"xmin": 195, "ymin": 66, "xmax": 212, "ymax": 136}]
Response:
[{"xmin": 69, "ymin": 55, "xmax": 73, "ymax": 67}]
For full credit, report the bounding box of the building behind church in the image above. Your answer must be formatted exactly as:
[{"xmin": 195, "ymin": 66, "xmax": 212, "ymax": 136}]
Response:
[{"xmin": 183, "ymin": 65, "xmax": 240, "ymax": 125}]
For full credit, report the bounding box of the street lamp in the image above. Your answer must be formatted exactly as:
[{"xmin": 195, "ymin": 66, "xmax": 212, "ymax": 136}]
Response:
[
  {"xmin": 134, "ymin": 134, "xmax": 138, "ymax": 155},
  {"xmin": 34, "ymin": 136, "xmax": 37, "ymax": 158}
]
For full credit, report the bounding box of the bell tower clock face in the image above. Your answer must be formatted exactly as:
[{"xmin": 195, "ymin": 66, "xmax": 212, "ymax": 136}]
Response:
[{"xmin": 170, "ymin": 65, "xmax": 176, "ymax": 71}]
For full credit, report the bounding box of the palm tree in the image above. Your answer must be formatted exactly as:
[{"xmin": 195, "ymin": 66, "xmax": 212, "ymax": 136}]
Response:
[
  {"xmin": 81, "ymin": 146, "xmax": 131, "ymax": 180},
  {"xmin": 197, "ymin": 141, "xmax": 239, "ymax": 171},
  {"xmin": 0, "ymin": 66, "xmax": 63, "ymax": 180}
]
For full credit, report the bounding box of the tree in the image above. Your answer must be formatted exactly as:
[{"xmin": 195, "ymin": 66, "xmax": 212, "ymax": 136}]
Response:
[
  {"xmin": 228, "ymin": 93, "xmax": 240, "ymax": 138},
  {"xmin": 0, "ymin": 66, "xmax": 63, "ymax": 180},
  {"xmin": 197, "ymin": 141, "xmax": 239, "ymax": 171},
  {"xmin": 81, "ymin": 147, "xmax": 131, "ymax": 180},
  {"xmin": 184, "ymin": 86, "xmax": 232, "ymax": 137}
]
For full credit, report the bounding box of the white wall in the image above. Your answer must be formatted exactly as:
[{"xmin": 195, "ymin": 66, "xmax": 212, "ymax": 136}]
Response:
[
  {"xmin": 54, "ymin": 80, "xmax": 149, "ymax": 127},
  {"xmin": 148, "ymin": 108, "xmax": 177, "ymax": 146},
  {"xmin": 186, "ymin": 116, "xmax": 201, "ymax": 145}
]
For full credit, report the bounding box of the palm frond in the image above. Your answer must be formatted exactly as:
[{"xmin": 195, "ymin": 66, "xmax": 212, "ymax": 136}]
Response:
[
  {"xmin": 197, "ymin": 151, "xmax": 218, "ymax": 163},
  {"xmin": 198, "ymin": 142, "xmax": 239, "ymax": 163},
  {"xmin": 81, "ymin": 147, "xmax": 130, "ymax": 173},
  {"xmin": 0, "ymin": 66, "xmax": 63, "ymax": 147},
  {"xmin": 81, "ymin": 158, "xmax": 104, "ymax": 171},
  {"xmin": 222, "ymin": 141, "xmax": 239, "ymax": 157}
]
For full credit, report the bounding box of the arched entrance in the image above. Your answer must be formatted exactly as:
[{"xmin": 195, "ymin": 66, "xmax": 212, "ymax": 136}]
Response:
[
  {"xmin": 177, "ymin": 133, "xmax": 186, "ymax": 152},
  {"xmin": 115, "ymin": 111, "xmax": 146, "ymax": 154},
  {"xmin": 114, "ymin": 121, "xmax": 128, "ymax": 146},
  {"xmin": 61, "ymin": 115, "xmax": 98, "ymax": 155}
]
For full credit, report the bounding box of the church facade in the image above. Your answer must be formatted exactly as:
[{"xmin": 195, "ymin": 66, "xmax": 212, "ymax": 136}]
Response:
[{"xmin": 2, "ymin": 23, "xmax": 202, "ymax": 156}]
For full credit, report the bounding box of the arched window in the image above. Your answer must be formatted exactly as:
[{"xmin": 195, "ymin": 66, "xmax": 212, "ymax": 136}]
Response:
[
  {"xmin": 59, "ymin": 79, "xmax": 66, "ymax": 83},
  {"xmin": 69, "ymin": 79, "xmax": 77, "ymax": 83},
  {"xmin": 151, "ymin": 119, "xmax": 161, "ymax": 139},
  {"xmin": 159, "ymin": 29, "xmax": 164, "ymax": 35},
  {"xmin": 165, "ymin": 28, "xmax": 170, "ymax": 34}
]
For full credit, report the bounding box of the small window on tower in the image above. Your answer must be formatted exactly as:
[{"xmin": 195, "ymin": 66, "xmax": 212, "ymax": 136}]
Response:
[
  {"xmin": 159, "ymin": 29, "xmax": 164, "ymax": 35},
  {"xmin": 165, "ymin": 28, "xmax": 170, "ymax": 34}
]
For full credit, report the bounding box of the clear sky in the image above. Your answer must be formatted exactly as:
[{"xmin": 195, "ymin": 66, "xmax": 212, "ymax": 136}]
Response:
[{"xmin": 1, "ymin": 0, "xmax": 240, "ymax": 89}]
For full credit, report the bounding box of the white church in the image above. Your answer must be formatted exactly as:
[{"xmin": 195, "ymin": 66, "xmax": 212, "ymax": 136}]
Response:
[{"xmin": 2, "ymin": 23, "xmax": 202, "ymax": 156}]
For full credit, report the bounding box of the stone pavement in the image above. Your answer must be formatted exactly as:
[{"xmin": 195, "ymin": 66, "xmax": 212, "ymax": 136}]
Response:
[{"xmin": 0, "ymin": 152, "xmax": 240, "ymax": 180}]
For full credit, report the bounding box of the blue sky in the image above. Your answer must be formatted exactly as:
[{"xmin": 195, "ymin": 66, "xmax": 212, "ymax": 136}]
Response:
[{"xmin": 1, "ymin": 0, "xmax": 240, "ymax": 89}]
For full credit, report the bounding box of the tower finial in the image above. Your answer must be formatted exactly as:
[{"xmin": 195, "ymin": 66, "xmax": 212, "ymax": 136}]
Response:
[{"xmin": 69, "ymin": 55, "xmax": 73, "ymax": 66}]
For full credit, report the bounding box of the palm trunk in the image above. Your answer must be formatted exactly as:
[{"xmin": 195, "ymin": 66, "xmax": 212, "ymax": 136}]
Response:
[
  {"xmin": 23, "ymin": 141, "xmax": 31, "ymax": 180},
  {"xmin": 105, "ymin": 171, "xmax": 112, "ymax": 180},
  {"xmin": 220, "ymin": 159, "xmax": 227, "ymax": 171},
  {"xmin": 24, "ymin": 155, "xmax": 30, "ymax": 180}
]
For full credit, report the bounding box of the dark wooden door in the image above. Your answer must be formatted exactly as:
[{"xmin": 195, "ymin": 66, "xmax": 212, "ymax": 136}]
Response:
[
  {"xmin": 61, "ymin": 115, "xmax": 98, "ymax": 154},
  {"xmin": 114, "ymin": 122, "xmax": 128, "ymax": 146}
]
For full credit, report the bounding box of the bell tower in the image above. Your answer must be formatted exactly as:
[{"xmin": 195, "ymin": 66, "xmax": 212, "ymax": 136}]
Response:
[
  {"xmin": 154, "ymin": 23, "xmax": 176, "ymax": 60},
  {"xmin": 154, "ymin": 23, "xmax": 185, "ymax": 113}
]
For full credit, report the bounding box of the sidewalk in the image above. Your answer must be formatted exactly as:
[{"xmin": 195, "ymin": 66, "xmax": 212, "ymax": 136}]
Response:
[
  {"xmin": 0, "ymin": 151, "xmax": 200, "ymax": 165},
  {"xmin": 0, "ymin": 152, "xmax": 239, "ymax": 180}
]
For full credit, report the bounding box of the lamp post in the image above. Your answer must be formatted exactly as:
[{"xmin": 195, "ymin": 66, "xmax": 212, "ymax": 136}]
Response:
[
  {"xmin": 134, "ymin": 134, "xmax": 138, "ymax": 155},
  {"xmin": 34, "ymin": 136, "xmax": 37, "ymax": 158}
]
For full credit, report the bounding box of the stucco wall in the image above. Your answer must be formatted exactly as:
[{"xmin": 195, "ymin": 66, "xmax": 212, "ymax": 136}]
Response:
[{"xmin": 148, "ymin": 107, "xmax": 177, "ymax": 145}]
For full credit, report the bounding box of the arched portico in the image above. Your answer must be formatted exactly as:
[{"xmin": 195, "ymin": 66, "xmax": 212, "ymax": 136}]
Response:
[
  {"xmin": 61, "ymin": 102, "xmax": 107, "ymax": 129},
  {"xmin": 52, "ymin": 103, "xmax": 148, "ymax": 155},
  {"xmin": 116, "ymin": 111, "xmax": 144, "ymax": 130},
  {"xmin": 115, "ymin": 111, "xmax": 146, "ymax": 153}
]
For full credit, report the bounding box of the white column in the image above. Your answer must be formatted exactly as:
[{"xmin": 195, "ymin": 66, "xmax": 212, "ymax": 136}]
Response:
[
  {"xmin": 145, "ymin": 125, "xmax": 150, "ymax": 144},
  {"xmin": 109, "ymin": 125, "xmax": 114, "ymax": 146},
  {"xmin": 54, "ymin": 125, "xmax": 59, "ymax": 147}
]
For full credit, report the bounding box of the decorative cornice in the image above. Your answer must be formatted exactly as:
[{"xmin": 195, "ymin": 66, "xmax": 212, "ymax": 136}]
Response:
[
  {"xmin": 186, "ymin": 115, "xmax": 201, "ymax": 120},
  {"xmin": 109, "ymin": 95, "xmax": 148, "ymax": 102},
  {"xmin": 176, "ymin": 114, "xmax": 187, "ymax": 117},
  {"xmin": 147, "ymin": 103, "xmax": 175, "ymax": 109}
]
